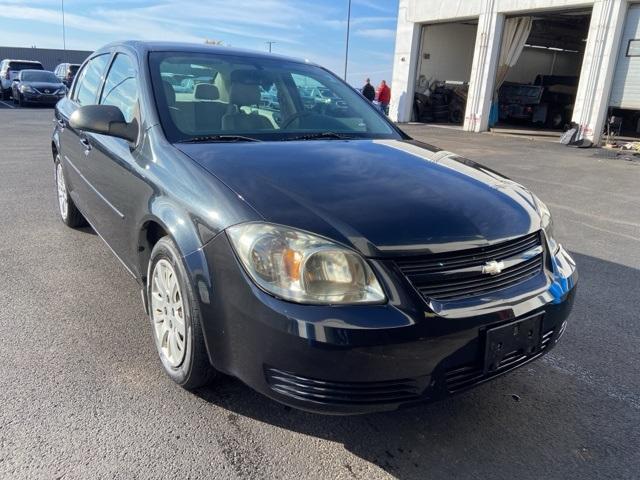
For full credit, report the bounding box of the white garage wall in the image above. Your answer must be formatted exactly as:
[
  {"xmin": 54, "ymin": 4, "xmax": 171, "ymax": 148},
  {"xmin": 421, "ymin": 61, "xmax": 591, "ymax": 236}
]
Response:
[
  {"xmin": 418, "ymin": 23, "xmax": 478, "ymax": 83},
  {"xmin": 505, "ymin": 47, "xmax": 583, "ymax": 83}
]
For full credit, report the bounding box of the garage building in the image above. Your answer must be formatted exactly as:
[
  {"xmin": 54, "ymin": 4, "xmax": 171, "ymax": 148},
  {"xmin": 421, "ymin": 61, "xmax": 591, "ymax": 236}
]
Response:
[{"xmin": 390, "ymin": 0, "xmax": 640, "ymax": 144}]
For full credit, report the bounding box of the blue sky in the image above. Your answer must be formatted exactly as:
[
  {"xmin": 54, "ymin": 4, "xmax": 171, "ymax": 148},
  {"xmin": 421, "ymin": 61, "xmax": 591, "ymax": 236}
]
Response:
[{"xmin": 0, "ymin": 0, "xmax": 398, "ymax": 85}]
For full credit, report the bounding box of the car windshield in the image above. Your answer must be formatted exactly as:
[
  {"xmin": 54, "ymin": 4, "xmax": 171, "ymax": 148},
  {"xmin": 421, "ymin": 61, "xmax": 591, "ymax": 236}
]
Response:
[
  {"xmin": 21, "ymin": 71, "xmax": 58, "ymax": 82},
  {"xmin": 9, "ymin": 62, "xmax": 42, "ymax": 71},
  {"xmin": 150, "ymin": 51, "xmax": 400, "ymax": 142}
]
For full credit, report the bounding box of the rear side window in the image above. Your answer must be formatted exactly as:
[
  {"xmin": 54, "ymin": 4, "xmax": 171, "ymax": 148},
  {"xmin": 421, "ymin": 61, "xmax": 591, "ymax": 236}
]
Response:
[
  {"xmin": 100, "ymin": 54, "xmax": 138, "ymax": 123},
  {"xmin": 8, "ymin": 61, "xmax": 43, "ymax": 71},
  {"xmin": 73, "ymin": 54, "xmax": 110, "ymax": 106}
]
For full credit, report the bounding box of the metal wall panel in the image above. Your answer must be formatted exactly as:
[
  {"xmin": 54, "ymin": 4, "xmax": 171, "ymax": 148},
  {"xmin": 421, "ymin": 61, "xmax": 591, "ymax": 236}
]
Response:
[
  {"xmin": 610, "ymin": 4, "xmax": 640, "ymax": 109},
  {"xmin": 0, "ymin": 46, "xmax": 92, "ymax": 71}
]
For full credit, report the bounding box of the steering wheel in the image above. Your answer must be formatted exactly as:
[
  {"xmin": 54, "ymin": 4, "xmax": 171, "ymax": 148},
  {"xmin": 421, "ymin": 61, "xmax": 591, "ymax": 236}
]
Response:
[{"xmin": 280, "ymin": 111, "xmax": 314, "ymax": 129}]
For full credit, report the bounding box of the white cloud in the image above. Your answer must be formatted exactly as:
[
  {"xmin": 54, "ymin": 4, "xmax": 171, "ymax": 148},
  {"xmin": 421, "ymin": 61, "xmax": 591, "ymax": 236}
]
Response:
[{"xmin": 354, "ymin": 28, "xmax": 396, "ymax": 39}]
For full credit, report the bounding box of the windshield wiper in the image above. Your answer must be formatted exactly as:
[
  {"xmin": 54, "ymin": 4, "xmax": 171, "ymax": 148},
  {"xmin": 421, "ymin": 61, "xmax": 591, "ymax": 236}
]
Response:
[
  {"xmin": 284, "ymin": 132, "xmax": 355, "ymax": 141},
  {"xmin": 176, "ymin": 134, "xmax": 261, "ymax": 143}
]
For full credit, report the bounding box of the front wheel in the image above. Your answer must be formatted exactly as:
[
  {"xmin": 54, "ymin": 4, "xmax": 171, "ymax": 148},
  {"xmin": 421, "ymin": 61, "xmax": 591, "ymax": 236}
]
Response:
[
  {"xmin": 54, "ymin": 154, "xmax": 85, "ymax": 227},
  {"xmin": 147, "ymin": 237, "xmax": 216, "ymax": 390}
]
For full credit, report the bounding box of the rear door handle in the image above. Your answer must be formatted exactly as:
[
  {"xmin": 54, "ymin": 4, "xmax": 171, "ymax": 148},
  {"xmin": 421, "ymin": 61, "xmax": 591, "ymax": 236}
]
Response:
[{"xmin": 80, "ymin": 137, "xmax": 92, "ymax": 152}]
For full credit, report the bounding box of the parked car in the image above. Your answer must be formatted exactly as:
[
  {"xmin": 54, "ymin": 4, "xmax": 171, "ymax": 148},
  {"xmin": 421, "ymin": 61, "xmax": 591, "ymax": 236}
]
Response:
[
  {"xmin": 54, "ymin": 63, "xmax": 81, "ymax": 88},
  {"xmin": 12, "ymin": 69, "xmax": 66, "ymax": 107},
  {"xmin": 0, "ymin": 59, "xmax": 43, "ymax": 100},
  {"xmin": 498, "ymin": 76, "xmax": 578, "ymax": 129},
  {"xmin": 52, "ymin": 41, "xmax": 577, "ymax": 415},
  {"xmin": 312, "ymin": 86, "xmax": 348, "ymax": 112},
  {"xmin": 259, "ymin": 85, "xmax": 279, "ymax": 110}
]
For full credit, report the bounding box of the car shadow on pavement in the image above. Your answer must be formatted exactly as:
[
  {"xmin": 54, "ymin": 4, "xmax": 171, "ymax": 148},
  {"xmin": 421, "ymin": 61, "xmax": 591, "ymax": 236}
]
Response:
[{"xmin": 194, "ymin": 252, "xmax": 640, "ymax": 480}]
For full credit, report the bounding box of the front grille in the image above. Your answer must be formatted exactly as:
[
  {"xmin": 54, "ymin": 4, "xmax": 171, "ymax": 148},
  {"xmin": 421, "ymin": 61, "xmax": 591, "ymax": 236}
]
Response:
[
  {"xmin": 395, "ymin": 231, "xmax": 544, "ymax": 301},
  {"xmin": 444, "ymin": 328, "xmax": 554, "ymax": 393},
  {"xmin": 265, "ymin": 367, "xmax": 425, "ymax": 405}
]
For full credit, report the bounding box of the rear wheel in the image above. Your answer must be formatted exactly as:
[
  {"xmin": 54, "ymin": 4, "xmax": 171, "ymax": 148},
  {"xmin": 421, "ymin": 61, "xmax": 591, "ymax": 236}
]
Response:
[
  {"xmin": 148, "ymin": 237, "xmax": 216, "ymax": 390},
  {"xmin": 54, "ymin": 154, "xmax": 85, "ymax": 227}
]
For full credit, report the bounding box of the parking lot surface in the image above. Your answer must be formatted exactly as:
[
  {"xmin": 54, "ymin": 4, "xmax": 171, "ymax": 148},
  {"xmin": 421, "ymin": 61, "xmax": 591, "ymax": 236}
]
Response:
[{"xmin": 1, "ymin": 107, "xmax": 639, "ymax": 479}]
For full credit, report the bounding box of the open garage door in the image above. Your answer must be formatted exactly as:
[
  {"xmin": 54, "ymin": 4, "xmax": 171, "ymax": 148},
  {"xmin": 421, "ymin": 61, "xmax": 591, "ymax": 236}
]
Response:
[
  {"xmin": 492, "ymin": 10, "xmax": 591, "ymax": 135},
  {"xmin": 412, "ymin": 21, "xmax": 477, "ymax": 124},
  {"xmin": 608, "ymin": 4, "xmax": 640, "ymax": 138}
]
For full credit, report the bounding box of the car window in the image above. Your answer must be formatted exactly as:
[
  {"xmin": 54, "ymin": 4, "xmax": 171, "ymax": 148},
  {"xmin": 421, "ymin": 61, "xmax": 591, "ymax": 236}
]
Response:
[
  {"xmin": 73, "ymin": 54, "xmax": 110, "ymax": 106},
  {"xmin": 150, "ymin": 52, "xmax": 397, "ymax": 142},
  {"xmin": 21, "ymin": 71, "xmax": 59, "ymax": 82},
  {"xmin": 8, "ymin": 62, "xmax": 43, "ymax": 71},
  {"xmin": 100, "ymin": 54, "xmax": 138, "ymax": 123}
]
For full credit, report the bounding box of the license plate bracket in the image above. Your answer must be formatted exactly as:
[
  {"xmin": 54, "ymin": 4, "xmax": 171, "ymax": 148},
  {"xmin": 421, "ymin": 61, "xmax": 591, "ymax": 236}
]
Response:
[{"xmin": 484, "ymin": 315, "xmax": 542, "ymax": 374}]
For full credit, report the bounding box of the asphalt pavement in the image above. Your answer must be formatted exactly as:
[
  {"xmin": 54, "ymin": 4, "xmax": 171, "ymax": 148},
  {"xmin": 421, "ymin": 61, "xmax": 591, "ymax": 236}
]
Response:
[{"xmin": 0, "ymin": 108, "xmax": 639, "ymax": 479}]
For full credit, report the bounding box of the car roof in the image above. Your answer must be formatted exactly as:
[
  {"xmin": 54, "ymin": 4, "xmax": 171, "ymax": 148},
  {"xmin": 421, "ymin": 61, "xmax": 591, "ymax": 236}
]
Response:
[
  {"xmin": 20, "ymin": 69, "xmax": 51, "ymax": 73},
  {"xmin": 3, "ymin": 59, "xmax": 42, "ymax": 64},
  {"xmin": 96, "ymin": 40, "xmax": 315, "ymax": 66}
]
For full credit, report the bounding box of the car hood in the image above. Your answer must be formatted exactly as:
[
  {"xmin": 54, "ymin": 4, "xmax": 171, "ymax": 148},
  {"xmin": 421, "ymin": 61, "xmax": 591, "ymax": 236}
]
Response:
[
  {"xmin": 176, "ymin": 139, "xmax": 541, "ymax": 257},
  {"xmin": 22, "ymin": 81, "xmax": 64, "ymax": 91}
]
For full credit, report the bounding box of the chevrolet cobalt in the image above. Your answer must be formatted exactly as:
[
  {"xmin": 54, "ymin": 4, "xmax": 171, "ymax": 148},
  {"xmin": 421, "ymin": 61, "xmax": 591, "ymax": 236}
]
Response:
[{"xmin": 52, "ymin": 42, "xmax": 577, "ymax": 414}]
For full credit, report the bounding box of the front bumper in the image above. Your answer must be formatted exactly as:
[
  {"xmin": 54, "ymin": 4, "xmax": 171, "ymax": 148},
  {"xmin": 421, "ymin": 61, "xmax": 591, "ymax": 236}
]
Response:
[
  {"xmin": 190, "ymin": 234, "xmax": 577, "ymax": 415},
  {"xmin": 21, "ymin": 91, "xmax": 64, "ymax": 104}
]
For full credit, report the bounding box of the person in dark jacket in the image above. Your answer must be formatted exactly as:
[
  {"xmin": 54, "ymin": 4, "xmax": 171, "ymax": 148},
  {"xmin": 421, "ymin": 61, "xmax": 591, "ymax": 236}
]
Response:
[{"xmin": 362, "ymin": 78, "xmax": 375, "ymax": 102}]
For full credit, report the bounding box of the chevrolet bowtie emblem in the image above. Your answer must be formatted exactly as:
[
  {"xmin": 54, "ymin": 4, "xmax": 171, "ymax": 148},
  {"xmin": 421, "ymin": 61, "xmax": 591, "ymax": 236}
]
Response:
[{"xmin": 482, "ymin": 260, "xmax": 504, "ymax": 275}]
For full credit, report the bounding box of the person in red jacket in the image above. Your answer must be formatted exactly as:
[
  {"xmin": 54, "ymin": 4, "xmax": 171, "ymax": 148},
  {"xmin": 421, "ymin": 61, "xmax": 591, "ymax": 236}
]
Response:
[{"xmin": 375, "ymin": 80, "xmax": 391, "ymax": 115}]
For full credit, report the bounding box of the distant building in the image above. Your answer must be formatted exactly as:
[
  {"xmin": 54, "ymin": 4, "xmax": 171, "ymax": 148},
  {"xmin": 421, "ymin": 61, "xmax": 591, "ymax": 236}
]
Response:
[
  {"xmin": 0, "ymin": 46, "xmax": 92, "ymax": 71},
  {"xmin": 390, "ymin": 0, "xmax": 640, "ymax": 143}
]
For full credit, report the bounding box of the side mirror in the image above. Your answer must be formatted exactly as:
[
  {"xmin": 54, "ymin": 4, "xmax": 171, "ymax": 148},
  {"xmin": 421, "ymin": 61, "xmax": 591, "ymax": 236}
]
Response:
[{"xmin": 69, "ymin": 105, "xmax": 138, "ymax": 143}]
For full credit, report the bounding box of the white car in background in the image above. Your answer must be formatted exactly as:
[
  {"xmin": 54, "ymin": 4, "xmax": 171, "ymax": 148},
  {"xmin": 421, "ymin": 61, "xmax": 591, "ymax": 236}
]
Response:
[{"xmin": 0, "ymin": 59, "xmax": 44, "ymax": 100}]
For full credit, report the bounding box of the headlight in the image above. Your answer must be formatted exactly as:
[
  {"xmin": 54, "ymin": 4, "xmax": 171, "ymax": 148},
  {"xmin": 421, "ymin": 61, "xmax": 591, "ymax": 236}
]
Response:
[
  {"xmin": 533, "ymin": 195, "xmax": 558, "ymax": 253},
  {"xmin": 227, "ymin": 222, "xmax": 386, "ymax": 305},
  {"xmin": 20, "ymin": 85, "xmax": 34, "ymax": 93}
]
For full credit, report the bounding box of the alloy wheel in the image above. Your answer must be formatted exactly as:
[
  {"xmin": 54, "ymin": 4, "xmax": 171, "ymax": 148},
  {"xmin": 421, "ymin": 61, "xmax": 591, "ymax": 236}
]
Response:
[{"xmin": 150, "ymin": 259, "xmax": 187, "ymax": 367}]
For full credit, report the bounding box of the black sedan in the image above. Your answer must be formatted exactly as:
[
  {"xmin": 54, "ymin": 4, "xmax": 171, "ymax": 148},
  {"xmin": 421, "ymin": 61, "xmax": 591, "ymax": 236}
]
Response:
[
  {"xmin": 13, "ymin": 69, "xmax": 66, "ymax": 106},
  {"xmin": 52, "ymin": 41, "xmax": 577, "ymax": 414}
]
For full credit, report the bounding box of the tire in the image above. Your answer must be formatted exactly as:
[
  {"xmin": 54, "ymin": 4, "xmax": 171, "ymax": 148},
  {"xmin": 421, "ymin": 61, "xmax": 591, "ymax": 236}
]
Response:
[
  {"xmin": 147, "ymin": 236, "xmax": 216, "ymax": 390},
  {"xmin": 546, "ymin": 110, "xmax": 565, "ymax": 129},
  {"xmin": 54, "ymin": 154, "xmax": 85, "ymax": 227}
]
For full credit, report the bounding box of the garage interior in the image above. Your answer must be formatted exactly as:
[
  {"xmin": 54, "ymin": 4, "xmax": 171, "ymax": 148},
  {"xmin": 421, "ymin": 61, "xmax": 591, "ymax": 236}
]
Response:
[
  {"xmin": 412, "ymin": 21, "xmax": 477, "ymax": 126},
  {"xmin": 492, "ymin": 10, "xmax": 592, "ymax": 135},
  {"xmin": 412, "ymin": 11, "xmax": 593, "ymax": 136}
]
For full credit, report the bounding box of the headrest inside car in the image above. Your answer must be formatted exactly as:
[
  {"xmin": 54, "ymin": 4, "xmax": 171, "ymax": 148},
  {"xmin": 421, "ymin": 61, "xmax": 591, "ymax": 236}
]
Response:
[
  {"xmin": 194, "ymin": 83, "xmax": 220, "ymax": 100},
  {"xmin": 229, "ymin": 83, "xmax": 261, "ymax": 106},
  {"xmin": 230, "ymin": 69, "xmax": 272, "ymax": 87}
]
